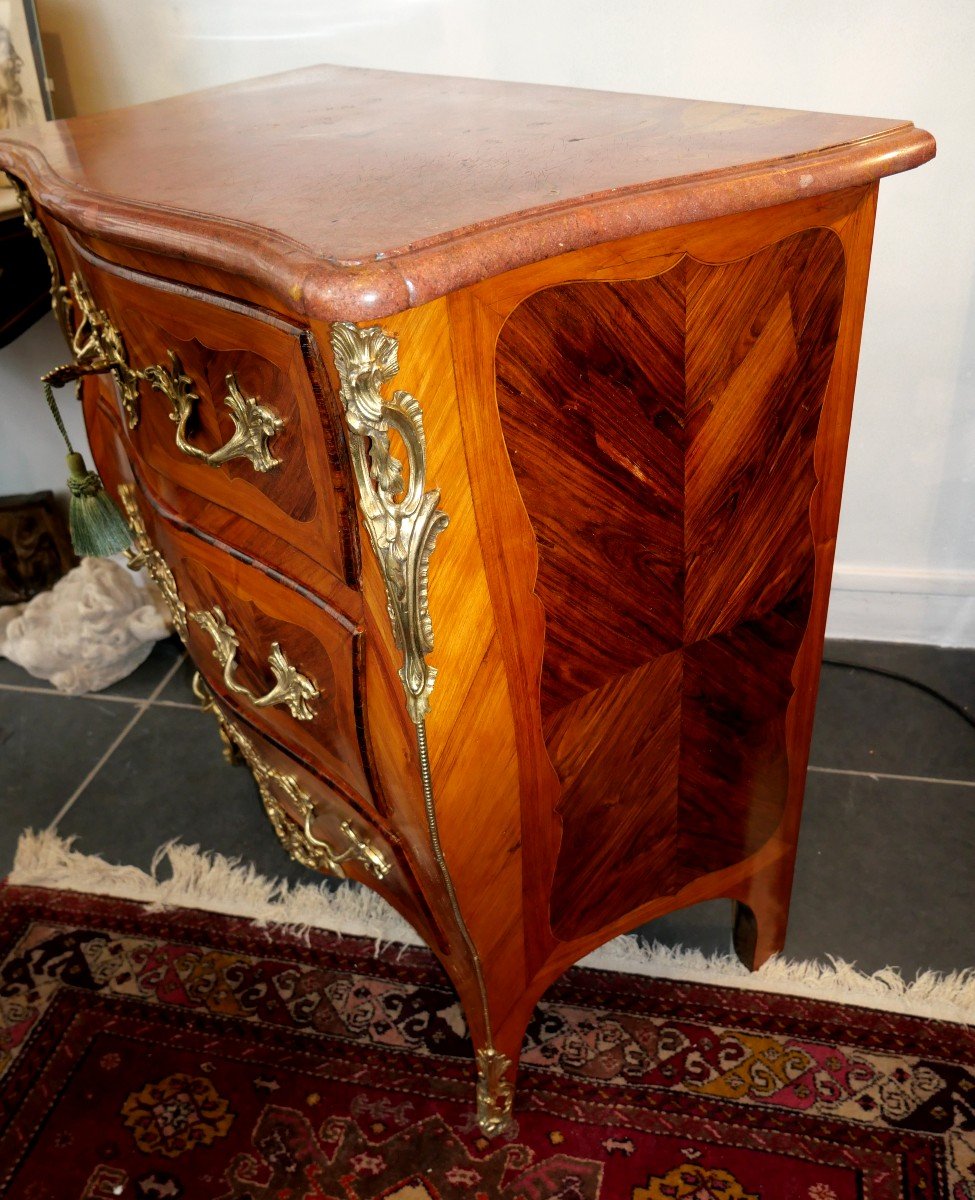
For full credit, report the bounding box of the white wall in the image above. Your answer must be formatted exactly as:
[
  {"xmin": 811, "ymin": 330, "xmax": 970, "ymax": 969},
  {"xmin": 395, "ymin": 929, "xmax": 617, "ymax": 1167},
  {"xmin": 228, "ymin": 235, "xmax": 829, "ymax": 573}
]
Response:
[
  {"xmin": 3, "ymin": 0, "xmax": 972, "ymax": 644},
  {"xmin": 1, "ymin": 312, "xmax": 88, "ymax": 495}
]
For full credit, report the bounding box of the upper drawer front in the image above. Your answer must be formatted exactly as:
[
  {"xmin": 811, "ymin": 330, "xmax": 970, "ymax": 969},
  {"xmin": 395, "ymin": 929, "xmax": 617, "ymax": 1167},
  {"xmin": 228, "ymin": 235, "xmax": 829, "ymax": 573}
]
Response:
[
  {"xmin": 67, "ymin": 249, "xmax": 357, "ymax": 592},
  {"xmin": 119, "ymin": 479, "xmax": 379, "ymax": 816}
]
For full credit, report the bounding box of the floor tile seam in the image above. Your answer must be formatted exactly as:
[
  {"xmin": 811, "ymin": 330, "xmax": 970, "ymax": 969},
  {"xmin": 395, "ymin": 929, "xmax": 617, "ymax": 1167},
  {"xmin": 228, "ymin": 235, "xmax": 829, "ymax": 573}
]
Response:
[
  {"xmin": 46, "ymin": 653, "xmax": 189, "ymax": 830},
  {"xmin": 0, "ymin": 654, "xmax": 193, "ymax": 707},
  {"xmin": 0, "ymin": 683, "xmax": 195, "ymax": 708},
  {"xmin": 806, "ymin": 764, "xmax": 975, "ymax": 789},
  {"xmin": 0, "ymin": 682, "xmax": 144, "ymax": 704},
  {"xmin": 46, "ymin": 705, "xmax": 150, "ymax": 831},
  {"xmin": 145, "ymin": 652, "xmax": 188, "ymax": 703}
]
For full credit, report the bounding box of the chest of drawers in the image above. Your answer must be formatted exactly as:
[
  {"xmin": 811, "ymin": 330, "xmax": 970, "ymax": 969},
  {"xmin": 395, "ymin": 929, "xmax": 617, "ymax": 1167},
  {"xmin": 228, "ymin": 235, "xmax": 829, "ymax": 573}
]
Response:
[{"xmin": 0, "ymin": 64, "xmax": 934, "ymax": 1133}]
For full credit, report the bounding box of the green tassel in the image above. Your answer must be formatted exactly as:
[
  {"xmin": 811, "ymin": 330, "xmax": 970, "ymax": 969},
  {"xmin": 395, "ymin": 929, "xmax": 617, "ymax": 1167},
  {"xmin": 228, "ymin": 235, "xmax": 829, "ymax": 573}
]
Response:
[
  {"xmin": 41, "ymin": 379, "xmax": 131, "ymax": 558},
  {"xmin": 66, "ymin": 452, "xmax": 132, "ymax": 557}
]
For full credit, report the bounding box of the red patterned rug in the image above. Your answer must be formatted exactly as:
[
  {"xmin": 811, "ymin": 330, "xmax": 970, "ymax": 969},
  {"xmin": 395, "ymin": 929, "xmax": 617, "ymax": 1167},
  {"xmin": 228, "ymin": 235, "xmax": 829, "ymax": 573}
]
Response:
[{"xmin": 0, "ymin": 885, "xmax": 972, "ymax": 1199}]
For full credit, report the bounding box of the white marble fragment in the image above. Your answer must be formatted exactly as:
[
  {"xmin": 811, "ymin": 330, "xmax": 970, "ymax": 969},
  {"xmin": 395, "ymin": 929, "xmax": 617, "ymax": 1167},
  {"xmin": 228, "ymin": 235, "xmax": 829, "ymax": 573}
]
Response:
[{"xmin": 0, "ymin": 557, "xmax": 170, "ymax": 694}]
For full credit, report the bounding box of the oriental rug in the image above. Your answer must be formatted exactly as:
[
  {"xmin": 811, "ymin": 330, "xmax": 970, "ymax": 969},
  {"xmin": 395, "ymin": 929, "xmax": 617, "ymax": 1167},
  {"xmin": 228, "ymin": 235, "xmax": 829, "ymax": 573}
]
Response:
[{"xmin": 1, "ymin": 885, "xmax": 973, "ymax": 1199}]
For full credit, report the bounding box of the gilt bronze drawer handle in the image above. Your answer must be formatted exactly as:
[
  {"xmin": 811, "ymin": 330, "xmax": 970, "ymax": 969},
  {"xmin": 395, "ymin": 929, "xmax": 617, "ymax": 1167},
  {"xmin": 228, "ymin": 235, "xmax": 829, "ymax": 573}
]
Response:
[
  {"xmin": 304, "ymin": 816, "xmax": 392, "ymax": 880},
  {"xmin": 192, "ymin": 605, "xmax": 318, "ymax": 721},
  {"xmin": 13, "ymin": 202, "xmax": 285, "ymax": 461},
  {"xmin": 143, "ymin": 351, "xmax": 285, "ymax": 473},
  {"xmin": 194, "ymin": 674, "xmax": 390, "ymax": 880}
]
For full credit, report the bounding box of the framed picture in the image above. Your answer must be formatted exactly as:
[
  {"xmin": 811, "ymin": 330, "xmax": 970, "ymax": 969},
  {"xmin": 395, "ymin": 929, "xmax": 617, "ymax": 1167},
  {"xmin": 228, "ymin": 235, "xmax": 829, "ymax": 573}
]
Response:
[
  {"xmin": 1, "ymin": 0, "xmax": 52, "ymax": 129},
  {"xmin": 1, "ymin": 0, "xmax": 53, "ymax": 212}
]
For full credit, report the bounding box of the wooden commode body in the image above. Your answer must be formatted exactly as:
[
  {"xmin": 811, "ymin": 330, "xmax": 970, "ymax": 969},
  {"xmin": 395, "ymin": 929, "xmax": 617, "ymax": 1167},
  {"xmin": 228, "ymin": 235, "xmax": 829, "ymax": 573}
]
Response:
[{"xmin": 0, "ymin": 65, "xmax": 934, "ymax": 1133}]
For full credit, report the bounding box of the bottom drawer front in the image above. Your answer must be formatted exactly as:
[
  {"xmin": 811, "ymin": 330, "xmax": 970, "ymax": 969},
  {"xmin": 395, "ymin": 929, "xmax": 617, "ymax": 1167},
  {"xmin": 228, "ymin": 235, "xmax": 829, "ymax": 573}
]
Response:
[
  {"xmin": 199, "ymin": 688, "xmax": 441, "ymax": 945},
  {"xmin": 228, "ymin": 713, "xmax": 389, "ymax": 880}
]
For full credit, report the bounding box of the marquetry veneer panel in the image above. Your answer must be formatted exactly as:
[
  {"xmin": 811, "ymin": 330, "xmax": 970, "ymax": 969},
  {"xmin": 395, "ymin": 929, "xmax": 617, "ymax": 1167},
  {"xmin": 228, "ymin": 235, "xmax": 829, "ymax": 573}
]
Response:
[
  {"xmin": 494, "ymin": 230, "xmax": 845, "ymax": 938},
  {"xmin": 68, "ymin": 246, "xmax": 358, "ymax": 596}
]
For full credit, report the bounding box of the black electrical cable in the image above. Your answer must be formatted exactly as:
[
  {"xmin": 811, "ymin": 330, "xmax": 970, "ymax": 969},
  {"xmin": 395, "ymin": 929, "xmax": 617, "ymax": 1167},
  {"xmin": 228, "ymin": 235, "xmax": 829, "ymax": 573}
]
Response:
[{"xmin": 821, "ymin": 659, "xmax": 975, "ymax": 733}]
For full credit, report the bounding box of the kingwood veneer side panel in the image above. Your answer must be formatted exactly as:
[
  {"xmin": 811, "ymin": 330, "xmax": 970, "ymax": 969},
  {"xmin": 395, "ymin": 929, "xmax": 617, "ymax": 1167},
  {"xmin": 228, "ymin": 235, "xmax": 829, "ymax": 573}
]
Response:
[
  {"xmin": 446, "ymin": 185, "xmax": 878, "ymax": 1001},
  {"xmin": 494, "ymin": 230, "xmax": 846, "ymax": 939}
]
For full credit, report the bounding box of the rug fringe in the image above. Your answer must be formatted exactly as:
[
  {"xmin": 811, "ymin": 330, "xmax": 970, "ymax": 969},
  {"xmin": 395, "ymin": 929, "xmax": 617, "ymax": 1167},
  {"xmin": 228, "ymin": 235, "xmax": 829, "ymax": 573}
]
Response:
[
  {"xmin": 10, "ymin": 828, "xmax": 974, "ymax": 1025},
  {"xmin": 578, "ymin": 937, "xmax": 975, "ymax": 1025},
  {"xmin": 10, "ymin": 828, "xmax": 419, "ymax": 950}
]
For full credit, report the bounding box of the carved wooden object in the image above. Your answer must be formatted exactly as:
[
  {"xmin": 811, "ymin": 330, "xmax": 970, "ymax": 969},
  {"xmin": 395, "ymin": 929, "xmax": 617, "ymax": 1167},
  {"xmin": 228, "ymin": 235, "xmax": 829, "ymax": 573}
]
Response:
[
  {"xmin": 0, "ymin": 491, "xmax": 76, "ymax": 604},
  {"xmin": 0, "ymin": 64, "xmax": 934, "ymax": 1134}
]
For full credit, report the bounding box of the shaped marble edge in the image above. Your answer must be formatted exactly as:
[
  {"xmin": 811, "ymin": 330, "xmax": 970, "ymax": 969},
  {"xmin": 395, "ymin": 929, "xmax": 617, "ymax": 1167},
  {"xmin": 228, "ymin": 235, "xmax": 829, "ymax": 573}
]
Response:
[{"xmin": 0, "ymin": 65, "xmax": 935, "ymax": 323}]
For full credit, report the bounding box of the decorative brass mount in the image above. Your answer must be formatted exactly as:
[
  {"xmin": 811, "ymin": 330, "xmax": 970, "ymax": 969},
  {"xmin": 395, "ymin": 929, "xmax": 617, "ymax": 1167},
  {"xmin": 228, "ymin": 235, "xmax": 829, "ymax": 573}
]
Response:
[
  {"xmin": 119, "ymin": 485, "xmax": 376, "ymax": 879},
  {"xmin": 38, "ymin": 272, "xmax": 144, "ymax": 427},
  {"xmin": 193, "ymin": 673, "xmax": 390, "ymax": 880},
  {"xmin": 118, "ymin": 483, "xmax": 188, "ymax": 641},
  {"xmin": 330, "ymin": 322, "xmax": 448, "ymax": 725},
  {"xmin": 192, "ymin": 605, "xmax": 319, "ymax": 722},
  {"xmin": 57, "ymin": 273, "xmax": 284, "ymax": 467},
  {"xmin": 476, "ymin": 1049, "xmax": 516, "ymax": 1137},
  {"xmin": 121, "ymin": 485, "xmax": 316, "ymax": 723},
  {"xmin": 9, "ymin": 176, "xmax": 73, "ymax": 340},
  {"xmin": 331, "ymin": 321, "xmax": 514, "ymax": 1138}
]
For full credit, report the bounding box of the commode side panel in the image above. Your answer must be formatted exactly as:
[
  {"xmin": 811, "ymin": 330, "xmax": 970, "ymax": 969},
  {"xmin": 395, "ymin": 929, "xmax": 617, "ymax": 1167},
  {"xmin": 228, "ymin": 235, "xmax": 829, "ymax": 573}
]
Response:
[{"xmin": 493, "ymin": 230, "xmax": 845, "ymax": 939}]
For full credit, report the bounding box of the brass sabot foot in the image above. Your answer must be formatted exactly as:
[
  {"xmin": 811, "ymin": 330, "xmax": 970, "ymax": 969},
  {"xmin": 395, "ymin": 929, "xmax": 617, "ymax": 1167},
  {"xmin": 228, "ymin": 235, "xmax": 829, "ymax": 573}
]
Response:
[{"xmin": 475, "ymin": 1048, "xmax": 515, "ymax": 1137}]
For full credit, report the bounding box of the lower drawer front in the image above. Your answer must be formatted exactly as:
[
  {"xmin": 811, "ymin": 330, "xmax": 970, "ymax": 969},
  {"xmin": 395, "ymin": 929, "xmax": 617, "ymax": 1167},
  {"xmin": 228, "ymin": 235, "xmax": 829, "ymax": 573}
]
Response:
[
  {"xmin": 200, "ymin": 694, "xmax": 441, "ymax": 948},
  {"xmin": 118, "ymin": 478, "xmax": 381, "ymax": 818}
]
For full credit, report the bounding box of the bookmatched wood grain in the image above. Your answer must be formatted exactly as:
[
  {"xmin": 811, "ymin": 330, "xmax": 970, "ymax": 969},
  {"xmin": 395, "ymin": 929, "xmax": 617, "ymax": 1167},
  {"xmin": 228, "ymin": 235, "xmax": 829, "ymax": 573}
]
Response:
[
  {"xmin": 445, "ymin": 184, "xmax": 880, "ymax": 1084},
  {"xmin": 494, "ymin": 230, "xmax": 845, "ymax": 938}
]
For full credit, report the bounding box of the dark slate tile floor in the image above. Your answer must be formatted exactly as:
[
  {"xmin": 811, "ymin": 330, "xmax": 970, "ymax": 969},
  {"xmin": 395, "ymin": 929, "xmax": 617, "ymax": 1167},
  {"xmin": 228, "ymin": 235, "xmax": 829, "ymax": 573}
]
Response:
[{"xmin": 2, "ymin": 636, "xmax": 973, "ymax": 977}]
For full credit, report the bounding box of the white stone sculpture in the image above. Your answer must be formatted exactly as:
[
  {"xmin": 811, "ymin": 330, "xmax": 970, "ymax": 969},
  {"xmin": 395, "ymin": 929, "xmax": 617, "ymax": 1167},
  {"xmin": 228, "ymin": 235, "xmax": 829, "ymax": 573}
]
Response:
[{"xmin": 0, "ymin": 557, "xmax": 171, "ymax": 694}]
